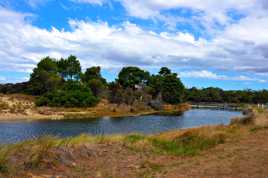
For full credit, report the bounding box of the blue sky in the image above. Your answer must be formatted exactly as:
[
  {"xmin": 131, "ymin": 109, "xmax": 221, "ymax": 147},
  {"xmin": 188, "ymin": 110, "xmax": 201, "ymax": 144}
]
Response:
[{"xmin": 0, "ymin": 0, "xmax": 268, "ymax": 90}]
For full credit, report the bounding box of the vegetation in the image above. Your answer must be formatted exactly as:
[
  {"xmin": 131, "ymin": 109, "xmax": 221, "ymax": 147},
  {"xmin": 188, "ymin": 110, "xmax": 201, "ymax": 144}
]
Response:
[
  {"xmin": 0, "ymin": 55, "xmax": 187, "ymax": 108},
  {"xmin": 35, "ymin": 81, "xmax": 98, "ymax": 107},
  {"xmin": 0, "ymin": 126, "xmax": 229, "ymax": 173},
  {"xmin": 0, "ymin": 108, "xmax": 267, "ymax": 177},
  {"xmin": 185, "ymin": 87, "xmax": 268, "ymax": 104},
  {"xmin": 1, "ymin": 55, "xmax": 268, "ymax": 109}
]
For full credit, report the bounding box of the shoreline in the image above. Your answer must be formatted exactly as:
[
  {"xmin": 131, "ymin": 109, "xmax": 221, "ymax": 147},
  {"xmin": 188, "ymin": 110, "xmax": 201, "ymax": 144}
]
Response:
[
  {"xmin": 0, "ymin": 94, "xmax": 246, "ymax": 122},
  {"xmin": 0, "ymin": 109, "xmax": 188, "ymax": 122},
  {"xmin": 0, "ymin": 103, "xmax": 245, "ymax": 122},
  {"xmin": 0, "ymin": 96, "xmax": 191, "ymax": 121}
]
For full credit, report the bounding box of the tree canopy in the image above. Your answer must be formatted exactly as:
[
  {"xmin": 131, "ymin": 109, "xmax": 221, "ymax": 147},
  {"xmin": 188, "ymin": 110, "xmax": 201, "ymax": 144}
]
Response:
[
  {"xmin": 57, "ymin": 55, "xmax": 81, "ymax": 80},
  {"xmin": 1, "ymin": 55, "xmax": 268, "ymax": 108},
  {"xmin": 148, "ymin": 67, "xmax": 185, "ymax": 104},
  {"xmin": 118, "ymin": 67, "xmax": 150, "ymax": 89}
]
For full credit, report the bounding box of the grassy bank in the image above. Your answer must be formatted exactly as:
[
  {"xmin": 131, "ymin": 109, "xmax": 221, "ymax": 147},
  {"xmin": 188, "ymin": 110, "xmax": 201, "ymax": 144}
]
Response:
[{"xmin": 0, "ymin": 125, "xmax": 239, "ymax": 175}]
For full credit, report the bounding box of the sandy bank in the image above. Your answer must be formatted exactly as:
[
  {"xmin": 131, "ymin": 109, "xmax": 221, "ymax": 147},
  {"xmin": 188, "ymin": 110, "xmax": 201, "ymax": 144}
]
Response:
[{"xmin": 0, "ymin": 94, "xmax": 190, "ymax": 121}]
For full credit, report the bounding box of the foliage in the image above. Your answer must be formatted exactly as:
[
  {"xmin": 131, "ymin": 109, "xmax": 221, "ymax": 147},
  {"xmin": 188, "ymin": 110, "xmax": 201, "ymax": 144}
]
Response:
[
  {"xmin": 118, "ymin": 66, "xmax": 150, "ymax": 89},
  {"xmin": 81, "ymin": 66, "xmax": 107, "ymax": 97},
  {"xmin": 161, "ymin": 73, "xmax": 185, "ymax": 104},
  {"xmin": 150, "ymin": 133, "xmax": 224, "ymax": 156},
  {"xmin": 57, "ymin": 55, "xmax": 81, "ymax": 80},
  {"xmin": 87, "ymin": 79, "xmax": 106, "ymax": 97},
  {"xmin": 28, "ymin": 57, "xmax": 62, "ymax": 95},
  {"xmin": 36, "ymin": 81, "xmax": 98, "ymax": 107},
  {"xmin": 185, "ymin": 87, "xmax": 268, "ymax": 104},
  {"xmin": 81, "ymin": 66, "xmax": 106, "ymax": 84},
  {"xmin": 2, "ymin": 55, "xmax": 268, "ymax": 107},
  {"xmin": 149, "ymin": 67, "xmax": 185, "ymax": 104}
]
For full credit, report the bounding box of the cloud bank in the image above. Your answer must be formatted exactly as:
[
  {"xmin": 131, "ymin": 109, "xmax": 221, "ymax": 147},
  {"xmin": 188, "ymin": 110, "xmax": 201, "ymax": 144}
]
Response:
[{"xmin": 0, "ymin": 0, "xmax": 268, "ymax": 84}]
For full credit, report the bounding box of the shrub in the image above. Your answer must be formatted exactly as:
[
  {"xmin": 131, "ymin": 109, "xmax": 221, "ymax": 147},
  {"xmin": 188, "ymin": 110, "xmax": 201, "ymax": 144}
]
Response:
[{"xmin": 36, "ymin": 81, "xmax": 98, "ymax": 107}]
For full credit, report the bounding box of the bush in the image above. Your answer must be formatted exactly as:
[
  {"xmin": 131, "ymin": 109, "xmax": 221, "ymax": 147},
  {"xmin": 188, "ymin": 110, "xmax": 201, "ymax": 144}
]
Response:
[{"xmin": 36, "ymin": 81, "xmax": 98, "ymax": 107}]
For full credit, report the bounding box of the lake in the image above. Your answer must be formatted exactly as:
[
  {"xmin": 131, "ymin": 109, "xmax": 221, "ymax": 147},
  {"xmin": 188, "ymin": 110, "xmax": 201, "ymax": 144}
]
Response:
[{"xmin": 0, "ymin": 109, "xmax": 242, "ymax": 144}]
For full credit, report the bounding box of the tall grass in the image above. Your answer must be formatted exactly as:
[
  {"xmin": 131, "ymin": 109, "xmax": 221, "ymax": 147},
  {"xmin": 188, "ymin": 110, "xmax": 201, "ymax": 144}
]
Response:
[{"xmin": 125, "ymin": 131, "xmax": 225, "ymax": 156}]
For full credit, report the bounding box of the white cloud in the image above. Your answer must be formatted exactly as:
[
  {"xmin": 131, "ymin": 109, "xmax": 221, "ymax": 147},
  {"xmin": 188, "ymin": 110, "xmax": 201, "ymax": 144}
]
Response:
[
  {"xmin": 0, "ymin": 7, "xmax": 268, "ymax": 84},
  {"xmin": 181, "ymin": 70, "xmax": 266, "ymax": 83},
  {"xmin": 119, "ymin": 0, "xmax": 253, "ymax": 18},
  {"xmin": 116, "ymin": 0, "xmax": 259, "ymax": 33}
]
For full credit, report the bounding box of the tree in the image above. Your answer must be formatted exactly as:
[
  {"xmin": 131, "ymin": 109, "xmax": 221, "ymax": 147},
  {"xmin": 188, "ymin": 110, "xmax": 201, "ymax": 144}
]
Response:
[
  {"xmin": 118, "ymin": 67, "xmax": 150, "ymax": 88},
  {"xmin": 36, "ymin": 81, "xmax": 98, "ymax": 107},
  {"xmin": 81, "ymin": 66, "xmax": 107, "ymax": 97},
  {"xmin": 88, "ymin": 79, "xmax": 106, "ymax": 97},
  {"xmin": 148, "ymin": 74, "xmax": 163, "ymax": 98},
  {"xmin": 57, "ymin": 55, "xmax": 81, "ymax": 80},
  {"xmin": 161, "ymin": 73, "xmax": 185, "ymax": 104},
  {"xmin": 82, "ymin": 67, "xmax": 105, "ymax": 83},
  {"xmin": 28, "ymin": 57, "xmax": 62, "ymax": 95},
  {"xmin": 37, "ymin": 56, "xmax": 58, "ymax": 72},
  {"xmin": 148, "ymin": 67, "xmax": 185, "ymax": 104},
  {"xmin": 159, "ymin": 67, "xmax": 171, "ymax": 76}
]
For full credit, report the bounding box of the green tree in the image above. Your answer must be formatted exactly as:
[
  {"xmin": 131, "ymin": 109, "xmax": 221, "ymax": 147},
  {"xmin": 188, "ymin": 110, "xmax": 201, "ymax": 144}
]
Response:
[
  {"xmin": 87, "ymin": 79, "xmax": 106, "ymax": 97},
  {"xmin": 36, "ymin": 81, "xmax": 98, "ymax": 107},
  {"xmin": 57, "ymin": 55, "xmax": 81, "ymax": 80},
  {"xmin": 159, "ymin": 67, "xmax": 171, "ymax": 76},
  {"xmin": 149, "ymin": 67, "xmax": 185, "ymax": 104},
  {"xmin": 82, "ymin": 67, "xmax": 106, "ymax": 83},
  {"xmin": 28, "ymin": 57, "xmax": 62, "ymax": 95},
  {"xmin": 81, "ymin": 66, "xmax": 107, "ymax": 97},
  {"xmin": 118, "ymin": 67, "xmax": 150, "ymax": 88},
  {"xmin": 161, "ymin": 73, "xmax": 185, "ymax": 104}
]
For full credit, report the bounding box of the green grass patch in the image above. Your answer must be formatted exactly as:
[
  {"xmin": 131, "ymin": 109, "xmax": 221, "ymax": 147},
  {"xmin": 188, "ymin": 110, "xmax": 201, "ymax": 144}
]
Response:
[
  {"xmin": 0, "ymin": 147, "xmax": 8, "ymax": 173},
  {"xmin": 150, "ymin": 133, "xmax": 225, "ymax": 156},
  {"xmin": 124, "ymin": 134, "xmax": 146, "ymax": 143}
]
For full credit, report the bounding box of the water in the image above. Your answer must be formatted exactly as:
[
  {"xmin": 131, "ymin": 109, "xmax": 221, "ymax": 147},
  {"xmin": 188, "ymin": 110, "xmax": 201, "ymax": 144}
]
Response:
[{"xmin": 0, "ymin": 109, "xmax": 242, "ymax": 144}]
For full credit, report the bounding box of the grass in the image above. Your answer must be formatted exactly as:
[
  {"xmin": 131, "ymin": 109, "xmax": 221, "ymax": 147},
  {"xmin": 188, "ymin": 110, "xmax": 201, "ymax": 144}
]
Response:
[
  {"xmin": 0, "ymin": 130, "xmax": 227, "ymax": 173},
  {"xmin": 124, "ymin": 134, "xmax": 146, "ymax": 143},
  {"xmin": 0, "ymin": 123, "xmax": 248, "ymax": 174},
  {"xmin": 150, "ymin": 132, "xmax": 225, "ymax": 156},
  {"xmin": 0, "ymin": 146, "xmax": 9, "ymax": 173},
  {"xmin": 124, "ymin": 130, "xmax": 226, "ymax": 156}
]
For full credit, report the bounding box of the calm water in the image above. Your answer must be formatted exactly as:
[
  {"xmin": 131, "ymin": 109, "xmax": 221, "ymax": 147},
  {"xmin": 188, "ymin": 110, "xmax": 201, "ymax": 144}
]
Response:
[{"xmin": 0, "ymin": 109, "xmax": 242, "ymax": 144}]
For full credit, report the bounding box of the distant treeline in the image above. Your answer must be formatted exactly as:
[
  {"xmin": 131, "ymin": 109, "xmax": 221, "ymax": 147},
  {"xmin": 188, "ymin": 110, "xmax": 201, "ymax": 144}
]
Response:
[
  {"xmin": 0, "ymin": 55, "xmax": 267, "ymax": 107},
  {"xmin": 185, "ymin": 87, "xmax": 268, "ymax": 104}
]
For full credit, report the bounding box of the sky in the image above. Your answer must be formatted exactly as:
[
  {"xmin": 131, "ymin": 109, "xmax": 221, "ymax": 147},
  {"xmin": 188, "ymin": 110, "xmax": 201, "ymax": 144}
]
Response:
[{"xmin": 0, "ymin": 0, "xmax": 268, "ymax": 90}]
